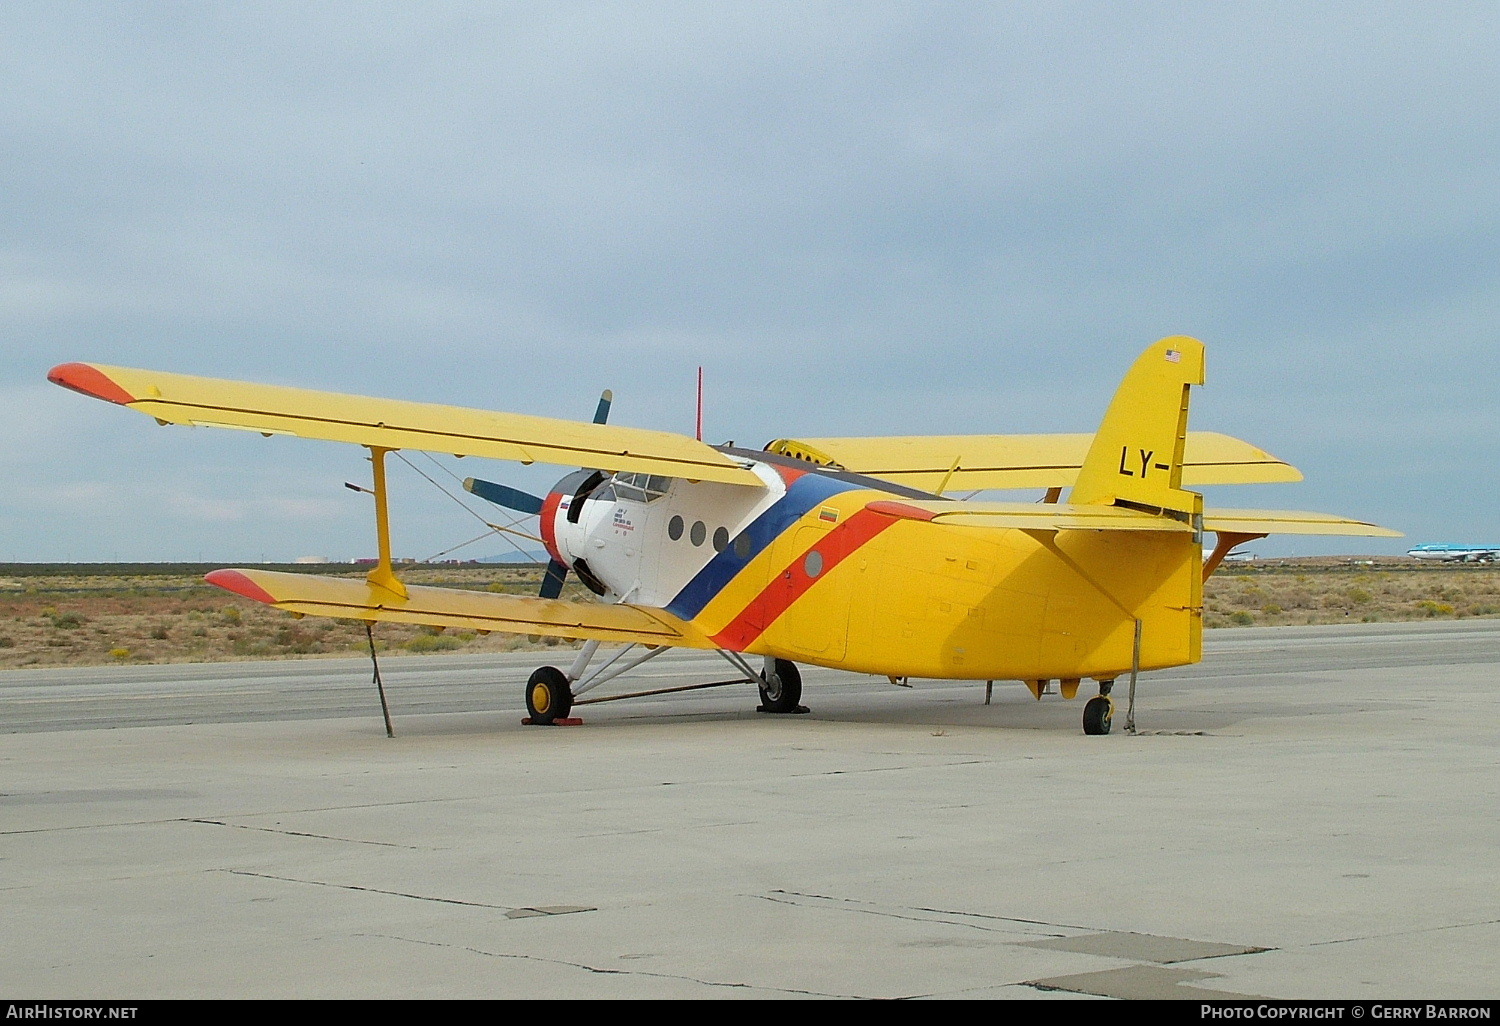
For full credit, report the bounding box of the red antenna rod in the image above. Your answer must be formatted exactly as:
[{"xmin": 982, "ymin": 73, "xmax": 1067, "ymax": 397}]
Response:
[{"xmin": 695, "ymin": 366, "xmax": 703, "ymax": 442}]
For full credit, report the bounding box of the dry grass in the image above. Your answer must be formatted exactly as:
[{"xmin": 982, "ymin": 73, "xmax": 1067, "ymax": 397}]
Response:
[
  {"xmin": 0, "ymin": 564, "xmax": 584, "ymax": 670},
  {"xmin": 1202, "ymin": 561, "xmax": 1500, "ymax": 628},
  {"xmin": 1, "ymin": 560, "xmax": 1495, "ymax": 670}
]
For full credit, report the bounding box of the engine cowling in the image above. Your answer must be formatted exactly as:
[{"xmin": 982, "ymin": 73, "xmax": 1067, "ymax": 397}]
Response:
[{"xmin": 539, "ymin": 470, "xmax": 599, "ymax": 566}]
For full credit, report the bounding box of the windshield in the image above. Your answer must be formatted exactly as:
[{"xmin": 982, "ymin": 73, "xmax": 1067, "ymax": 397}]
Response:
[{"xmin": 611, "ymin": 472, "xmax": 672, "ymax": 503}]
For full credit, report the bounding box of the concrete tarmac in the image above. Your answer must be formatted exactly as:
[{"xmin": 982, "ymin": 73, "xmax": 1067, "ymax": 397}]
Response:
[{"xmin": 2, "ymin": 621, "xmax": 1498, "ymax": 1000}]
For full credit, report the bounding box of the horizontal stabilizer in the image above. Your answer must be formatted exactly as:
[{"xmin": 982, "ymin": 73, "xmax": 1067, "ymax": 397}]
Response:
[
  {"xmin": 48, "ymin": 362, "xmax": 761, "ymax": 486},
  {"xmin": 867, "ymin": 500, "xmax": 1399, "ymax": 539},
  {"xmin": 777, "ymin": 430, "xmax": 1300, "ymax": 492},
  {"xmin": 866, "ymin": 499, "xmax": 1195, "ymax": 534},
  {"xmin": 1203, "ymin": 509, "xmax": 1402, "ymax": 537},
  {"xmin": 206, "ymin": 568, "xmax": 716, "ymax": 648}
]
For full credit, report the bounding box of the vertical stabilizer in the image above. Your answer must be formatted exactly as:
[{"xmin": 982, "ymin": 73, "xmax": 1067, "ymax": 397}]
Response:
[{"xmin": 1070, "ymin": 336, "xmax": 1205, "ymax": 516}]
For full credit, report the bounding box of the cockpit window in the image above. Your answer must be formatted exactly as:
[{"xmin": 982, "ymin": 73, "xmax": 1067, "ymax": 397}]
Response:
[{"xmin": 611, "ymin": 472, "xmax": 672, "ymax": 503}]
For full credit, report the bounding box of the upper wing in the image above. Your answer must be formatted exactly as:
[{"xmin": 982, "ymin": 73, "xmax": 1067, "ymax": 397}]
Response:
[
  {"xmin": 48, "ymin": 362, "xmax": 761, "ymax": 486},
  {"xmin": 208, "ymin": 568, "xmax": 718, "ymax": 648},
  {"xmin": 770, "ymin": 431, "xmax": 1301, "ymax": 491}
]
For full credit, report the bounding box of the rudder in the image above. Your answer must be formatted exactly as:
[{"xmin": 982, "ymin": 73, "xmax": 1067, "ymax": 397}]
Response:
[{"xmin": 1070, "ymin": 336, "xmax": 1205, "ymax": 516}]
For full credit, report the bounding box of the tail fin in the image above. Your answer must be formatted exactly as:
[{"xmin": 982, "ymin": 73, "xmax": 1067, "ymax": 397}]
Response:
[{"xmin": 1070, "ymin": 336, "xmax": 1205, "ymax": 516}]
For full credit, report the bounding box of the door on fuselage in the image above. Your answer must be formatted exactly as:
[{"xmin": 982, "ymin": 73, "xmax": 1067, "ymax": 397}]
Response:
[{"xmin": 768, "ymin": 525, "xmax": 850, "ymax": 661}]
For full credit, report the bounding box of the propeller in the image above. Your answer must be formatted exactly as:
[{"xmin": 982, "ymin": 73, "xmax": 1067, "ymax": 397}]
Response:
[
  {"xmin": 463, "ymin": 389, "xmax": 614, "ymax": 600},
  {"xmin": 462, "ymin": 478, "xmax": 543, "ymax": 515}
]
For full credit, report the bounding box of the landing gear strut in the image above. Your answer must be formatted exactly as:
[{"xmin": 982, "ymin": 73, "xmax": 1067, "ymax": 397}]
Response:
[{"xmin": 522, "ymin": 644, "xmax": 810, "ymax": 725}]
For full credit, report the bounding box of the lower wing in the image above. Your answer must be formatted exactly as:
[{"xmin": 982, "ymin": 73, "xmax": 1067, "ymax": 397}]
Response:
[{"xmin": 207, "ymin": 569, "xmax": 716, "ymax": 649}]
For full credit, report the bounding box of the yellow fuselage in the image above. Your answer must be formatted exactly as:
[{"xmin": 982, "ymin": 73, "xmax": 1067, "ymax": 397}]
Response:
[{"xmin": 687, "ymin": 483, "xmax": 1201, "ymax": 683}]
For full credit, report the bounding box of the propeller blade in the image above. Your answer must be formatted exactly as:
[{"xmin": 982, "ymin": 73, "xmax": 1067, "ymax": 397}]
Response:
[
  {"xmin": 463, "ymin": 477, "xmax": 545, "ymax": 515},
  {"xmin": 539, "ymin": 559, "xmax": 569, "ymax": 599},
  {"xmin": 473, "ymin": 392, "xmax": 607, "ymax": 599},
  {"xmin": 593, "ymin": 389, "xmax": 613, "ymax": 425}
]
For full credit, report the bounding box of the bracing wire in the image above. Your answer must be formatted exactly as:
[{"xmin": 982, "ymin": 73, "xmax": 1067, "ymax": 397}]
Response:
[
  {"xmin": 390, "ymin": 451, "xmax": 546, "ymax": 565},
  {"xmin": 419, "ymin": 451, "xmax": 478, "ymax": 490},
  {"xmin": 419, "ymin": 527, "xmax": 527, "ymax": 564}
]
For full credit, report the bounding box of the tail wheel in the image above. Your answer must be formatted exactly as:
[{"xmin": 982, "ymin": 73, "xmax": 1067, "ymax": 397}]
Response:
[
  {"xmin": 1083, "ymin": 695, "xmax": 1113, "ymax": 735},
  {"xmin": 526, "ymin": 666, "xmax": 573, "ymax": 725},
  {"xmin": 758, "ymin": 659, "xmax": 803, "ymax": 713}
]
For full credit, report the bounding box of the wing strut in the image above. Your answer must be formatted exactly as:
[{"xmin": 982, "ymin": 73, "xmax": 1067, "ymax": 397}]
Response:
[
  {"xmin": 1201, "ymin": 531, "xmax": 1268, "ymax": 582},
  {"xmin": 366, "ymin": 446, "xmax": 408, "ymax": 599}
]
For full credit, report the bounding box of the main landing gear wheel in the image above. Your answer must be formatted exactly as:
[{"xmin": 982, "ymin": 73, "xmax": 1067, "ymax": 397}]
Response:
[
  {"xmin": 1083, "ymin": 695, "xmax": 1114, "ymax": 735},
  {"xmin": 758, "ymin": 659, "xmax": 803, "ymax": 714},
  {"xmin": 526, "ymin": 665, "xmax": 574, "ymax": 725}
]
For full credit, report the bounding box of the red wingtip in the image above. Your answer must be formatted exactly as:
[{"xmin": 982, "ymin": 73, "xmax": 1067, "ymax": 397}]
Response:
[
  {"xmin": 47, "ymin": 363, "xmax": 136, "ymax": 405},
  {"xmin": 205, "ymin": 569, "xmax": 280, "ymax": 606}
]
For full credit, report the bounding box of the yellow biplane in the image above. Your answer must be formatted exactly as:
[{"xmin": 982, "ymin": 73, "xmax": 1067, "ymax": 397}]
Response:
[{"xmin": 49, "ymin": 336, "xmax": 1397, "ymax": 733}]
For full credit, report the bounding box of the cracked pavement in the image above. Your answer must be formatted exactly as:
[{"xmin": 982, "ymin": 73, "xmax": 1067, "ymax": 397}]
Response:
[{"xmin": 2, "ymin": 622, "xmax": 1498, "ymax": 998}]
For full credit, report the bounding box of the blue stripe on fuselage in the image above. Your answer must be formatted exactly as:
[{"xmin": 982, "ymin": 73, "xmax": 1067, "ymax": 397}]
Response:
[{"xmin": 665, "ymin": 471, "xmax": 859, "ymax": 621}]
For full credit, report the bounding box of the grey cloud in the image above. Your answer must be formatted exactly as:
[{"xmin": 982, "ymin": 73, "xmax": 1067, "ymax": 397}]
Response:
[{"xmin": 4, "ymin": 2, "xmax": 1497, "ymax": 558}]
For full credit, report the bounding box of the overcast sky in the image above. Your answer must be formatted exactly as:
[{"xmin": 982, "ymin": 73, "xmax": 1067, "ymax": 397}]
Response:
[{"xmin": 3, "ymin": 1, "xmax": 1496, "ymax": 562}]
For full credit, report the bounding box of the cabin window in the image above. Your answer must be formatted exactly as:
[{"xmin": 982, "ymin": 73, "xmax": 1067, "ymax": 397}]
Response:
[
  {"xmin": 690, "ymin": 520, "xmax": 707, "ymax": 546},
  {"xmin": 712, "ymin": 526, "xmax": 729, "ymax": 552},
  {"xmin": 804, "ymin": 550, "xmax": 824, "ymax": 578},
  {"xmin": 668, "ymin": 515, "xmax": 685, "ymax": 541}
]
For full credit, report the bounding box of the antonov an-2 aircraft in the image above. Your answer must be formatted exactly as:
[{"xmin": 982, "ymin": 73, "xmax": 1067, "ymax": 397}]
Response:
[{"xmin": 49, "ymin": 336, "xmax": 1398, "ymax": 734}]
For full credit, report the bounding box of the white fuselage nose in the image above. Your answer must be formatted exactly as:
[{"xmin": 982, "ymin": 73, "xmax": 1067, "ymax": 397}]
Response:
[{"xmin": 545, "ymin": 466, "xmax": 784, "ymax": 605}]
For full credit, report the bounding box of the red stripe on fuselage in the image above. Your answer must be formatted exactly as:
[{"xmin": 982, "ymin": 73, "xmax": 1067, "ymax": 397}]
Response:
[{"xmin": 710, "ymin": 505, "xmax": 899, "ymax": 651}]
